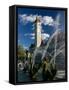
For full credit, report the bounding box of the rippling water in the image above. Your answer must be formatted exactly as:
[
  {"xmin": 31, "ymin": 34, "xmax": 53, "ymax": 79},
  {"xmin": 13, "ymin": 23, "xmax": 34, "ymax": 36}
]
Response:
[{"xmin": 17, "ymin": 71, "xmax": 31, "ymax": 82}]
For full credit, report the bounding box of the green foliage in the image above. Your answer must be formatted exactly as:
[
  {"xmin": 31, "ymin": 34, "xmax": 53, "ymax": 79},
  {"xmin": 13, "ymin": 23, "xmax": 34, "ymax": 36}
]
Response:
[{"xmin": 18, "ymin": 44, "xmax": 26, "ymax": 61}]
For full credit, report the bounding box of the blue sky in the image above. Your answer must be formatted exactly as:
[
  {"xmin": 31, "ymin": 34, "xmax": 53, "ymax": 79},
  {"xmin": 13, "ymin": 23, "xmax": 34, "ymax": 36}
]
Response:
[{"xmin": 16, "ymin": 7, "xmax": 65, "ymax": 49}]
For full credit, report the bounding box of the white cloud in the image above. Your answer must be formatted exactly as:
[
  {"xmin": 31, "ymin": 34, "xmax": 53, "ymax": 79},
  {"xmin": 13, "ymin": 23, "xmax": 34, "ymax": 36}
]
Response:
[
  {"xmin": 19, "ymin": 14, "xmax": 54, "ymax": 26},
  {"xmin": 19, "ymin": 14, "xmax": 61, "ymax": 29},
  {"xmin": 24, "ymin": 33, "xmax": 50, "ymax": 40},
  {"xmin": 26, "ymin": 15, "xmax": 36, "ymax": 22},
  {"xmin": 24, "ymin": 33, "xmax": 29, "ymax": 36},
  {"xmin": 41, "ymin": 33, "xmax": 50, "ymax": 40},
  {"xmin": 31, "ymin": 36, "xmax": 35, "ymax": 39},
  {"xmin": 30, "ymin": 33, "xmax": 35, "ymax": 36},
  {"xmin": 42, "ymin": 16, "xmax": 54, "ymax": 26},
  {"xmin": 24, "ymin": 33, "xmax": 35, "ymax": 39},
  {"xmin": 24, "ymin": 33, "xmax": 35, "ymax": 36},
  {"xmin": 19, "ymin": 14, "xmax": 36, "ymax": 24}
]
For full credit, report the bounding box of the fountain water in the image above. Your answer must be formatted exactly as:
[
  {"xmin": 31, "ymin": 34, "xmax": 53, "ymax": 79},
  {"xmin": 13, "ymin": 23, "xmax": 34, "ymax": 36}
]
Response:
[
  {"xmin": 31, "ymin": 14, "xmax": 65, "ymax": 79},
  {"xmin": 18, "ymin": 15, "xmax": 65, "ymax": 81}
]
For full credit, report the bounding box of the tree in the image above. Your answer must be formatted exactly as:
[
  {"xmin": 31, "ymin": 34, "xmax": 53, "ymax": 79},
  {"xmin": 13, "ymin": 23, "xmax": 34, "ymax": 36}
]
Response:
[
  {"xmin": 29, "ymin": 43, "xmax": 35, "ymax": 53},
  {"xmin": 18, "ymin": 44, "xmax": 26, "ymax": 61}
]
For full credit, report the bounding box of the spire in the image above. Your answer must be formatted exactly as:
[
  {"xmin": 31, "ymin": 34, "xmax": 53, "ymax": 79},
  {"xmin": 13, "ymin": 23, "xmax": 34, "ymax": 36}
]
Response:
[{"xmin": 34, "ymin": 16, "xmax": 40, "ymax": 23}]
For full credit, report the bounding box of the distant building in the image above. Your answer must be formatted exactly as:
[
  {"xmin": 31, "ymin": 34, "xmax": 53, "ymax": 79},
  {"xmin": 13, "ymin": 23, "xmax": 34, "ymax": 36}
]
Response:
[{"xmin": 35, "ymin": 16, "xmax": 42, "ymax": 47}]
